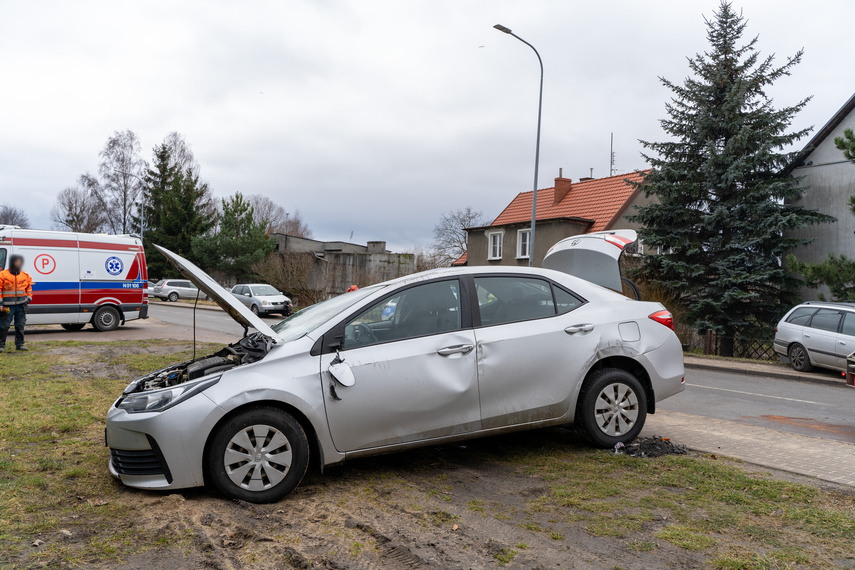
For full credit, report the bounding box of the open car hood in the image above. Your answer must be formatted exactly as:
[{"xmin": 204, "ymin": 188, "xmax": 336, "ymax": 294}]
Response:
[
  {"xmin": 541, "ymin": 229, "xmax": 637, "ymax": 292},
  {"xmin": 154, "ymin": 244, "xmax": 282, "ymax": 340}
]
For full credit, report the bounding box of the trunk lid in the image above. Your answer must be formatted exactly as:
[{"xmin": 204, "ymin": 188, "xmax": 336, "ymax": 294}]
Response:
[{"xmin": 541, "ymin": 229, "xmax": 637, "ymax": 292}]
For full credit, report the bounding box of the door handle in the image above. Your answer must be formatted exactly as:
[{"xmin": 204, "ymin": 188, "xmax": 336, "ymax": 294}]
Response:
[
  {"xmin": 839, "ymin": 341, "xmax": 847, "ymax": 346},
  {"xmin": 565, "ymin": 324, "xmax": 594, "ymax": 334},
  {"xmin": 437, "ymin": 344, "xmax": 474, "ymax": 356},
  {"xmin": 804, "ymin": 334, "xmax": 811, "ymax": 339}
]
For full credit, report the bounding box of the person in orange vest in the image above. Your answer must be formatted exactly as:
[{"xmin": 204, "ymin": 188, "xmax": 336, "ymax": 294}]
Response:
[{"xmin": 0, "ymin": 254, "xmax": 33, "ymax": 352}]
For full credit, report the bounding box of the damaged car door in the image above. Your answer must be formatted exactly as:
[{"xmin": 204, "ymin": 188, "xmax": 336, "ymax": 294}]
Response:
[
  {"xmin": 473, "ymin": 274, "xmax": 596, "ymax": 429},
  {"xmin": 321, "ymin": 278, "xmax": 481, "ymax": 452}
]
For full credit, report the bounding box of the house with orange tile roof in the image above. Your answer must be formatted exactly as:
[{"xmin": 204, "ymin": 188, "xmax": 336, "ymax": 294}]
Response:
[{"xmin": 461, "ymin": 170, "xmax": 652, "ymax": 267}]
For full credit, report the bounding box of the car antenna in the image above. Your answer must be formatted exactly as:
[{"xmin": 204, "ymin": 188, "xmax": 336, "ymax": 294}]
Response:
[{"xmin": 193, "ymin": 289, "xmax": 200, "ymax": 360}]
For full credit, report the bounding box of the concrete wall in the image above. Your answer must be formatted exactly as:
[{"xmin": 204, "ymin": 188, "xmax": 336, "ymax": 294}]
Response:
[
  {"xmin": 466, "ymin": 220, "xmax": 590, "ymax": 267},
  {"xmin": 786, "ymin": 109, "xmax": 855, "ymax": 299}
]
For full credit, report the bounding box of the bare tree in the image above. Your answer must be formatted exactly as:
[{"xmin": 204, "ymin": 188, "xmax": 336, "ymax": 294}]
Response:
[
  {"xmin": 93, "ymin": 130, "xmax": 145, "ymax": 234},
  {"xmin": 163, "ymin": 131, "xmax": 200, "ymax": 176},
  {"xmin": 0, "ymin": 203, "xmax": 30, "ymax": 227},
  {"xmin": 411, "ymin": 246, "xmax": 445, "ymax": 271},
  {"xmin": 431, "ymin": 206, "xmax": 486, "ymax": 266},
  {"xmin": 50, "ymin": 181, "xmax": 105, "ymax": 233},
  {"xmin": 247, "ymin": 194, "xmax": 312, "ymax": 237}
]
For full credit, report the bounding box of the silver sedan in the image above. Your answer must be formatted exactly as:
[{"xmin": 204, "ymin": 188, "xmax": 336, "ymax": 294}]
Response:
[{"xmin": 106, "ymin": 235, "xmax": 684, "ymax": 503}]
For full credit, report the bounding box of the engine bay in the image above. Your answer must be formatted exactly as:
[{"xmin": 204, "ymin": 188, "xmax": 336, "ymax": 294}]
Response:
[{"xmin": 123, "ymin": 332, "xmax": 275, "ymax": 395}]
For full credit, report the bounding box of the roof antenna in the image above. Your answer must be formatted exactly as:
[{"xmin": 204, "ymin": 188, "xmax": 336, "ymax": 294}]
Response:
[
  {"xmin": 610, "ymin": 132, "xmax": 616, "ymax": 176},
  {"xmin": 589, "ymin": 167, "xmax": 594, "ymax": 178}
]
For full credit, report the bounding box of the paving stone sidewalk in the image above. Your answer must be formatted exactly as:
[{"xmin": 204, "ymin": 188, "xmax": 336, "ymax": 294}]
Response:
[
  {"xmin": 643, "ymin": 410, "xmax": 855, "ymax": 487},
  {"xmin": 684, "ymin": 354, "xmax": 851, "ymax": 387}
]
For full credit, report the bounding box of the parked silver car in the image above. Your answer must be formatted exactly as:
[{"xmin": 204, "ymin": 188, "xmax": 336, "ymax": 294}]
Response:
[
  {"xmin": 231, "ymin": 283, "xmax": 292, "ymax": 316},
  {"xmin": 106, "ymin": 235, "xmax": 684, "ymax": 504},
  {"xmin": 152, "ymin": 279, "xmax": 202, "ymax": 302},
  {"xmin": 774, "ymin": 301, "xmax": 855, "ymax": 372}
]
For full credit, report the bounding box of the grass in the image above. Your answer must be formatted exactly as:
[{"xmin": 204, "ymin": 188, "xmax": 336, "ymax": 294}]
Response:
[{"xmin": 0, "ymin": 339, "xmax": 218, "ymax": 566}]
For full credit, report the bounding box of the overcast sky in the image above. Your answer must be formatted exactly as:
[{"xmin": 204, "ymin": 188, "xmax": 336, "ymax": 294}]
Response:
[{"xmin": 1, "ymin": 1, "xmax": 853, "ymax": 251}]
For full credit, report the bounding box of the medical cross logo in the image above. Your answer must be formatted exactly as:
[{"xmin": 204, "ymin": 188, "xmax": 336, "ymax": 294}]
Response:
[{"xmin": 105, "ymin": 256, "xmax": 124, "ymax": 276}]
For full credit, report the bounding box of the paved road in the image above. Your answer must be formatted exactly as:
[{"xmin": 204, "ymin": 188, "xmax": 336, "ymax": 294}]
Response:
[
  {"xmin": 148, "ymin": 302, "xmax": 282, "ymax": 339},
  {"xmin": 659, "ymin": 368, "xmax": 855, "ymax": 443}
]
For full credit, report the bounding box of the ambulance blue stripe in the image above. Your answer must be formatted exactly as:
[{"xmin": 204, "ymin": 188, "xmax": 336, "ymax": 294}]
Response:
[{"xmin": 32, "ymin": 281, "xmax": 143, "ymax": 291}]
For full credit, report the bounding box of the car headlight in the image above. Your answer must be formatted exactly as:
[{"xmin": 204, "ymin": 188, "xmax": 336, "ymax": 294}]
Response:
[
  {"xmin": 262, "ymin": 300, "xmax": 271, "ymax": 306},
  {"xmin": 117, "ymin": 376, "xmax": 221, "ymax": 414}
]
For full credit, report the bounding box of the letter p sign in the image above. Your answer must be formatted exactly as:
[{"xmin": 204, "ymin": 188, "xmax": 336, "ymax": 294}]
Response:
[{"xmin": 34, "ymin": 254, "xmax": 56, "ymax": 275}]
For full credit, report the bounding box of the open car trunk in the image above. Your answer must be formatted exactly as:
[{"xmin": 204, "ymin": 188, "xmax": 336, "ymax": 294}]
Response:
[{"xmin": 541, "ymin": 230, "xmax": 637, "ymax": 292}]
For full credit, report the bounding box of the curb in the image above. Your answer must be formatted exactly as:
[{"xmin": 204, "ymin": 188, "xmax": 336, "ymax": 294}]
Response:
[
  {"xmin": 683, "ymin": 361, "xmax": 851, "ymax": 388},
  {"xmin": 149, "ymin": 300, "xmax": 224, "ymax": 313}
]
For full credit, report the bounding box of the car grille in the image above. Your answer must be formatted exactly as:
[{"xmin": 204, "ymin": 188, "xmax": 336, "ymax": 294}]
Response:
[{"xmin": 110, "ymin": 436, "xmax": 172, "ymax": 483}]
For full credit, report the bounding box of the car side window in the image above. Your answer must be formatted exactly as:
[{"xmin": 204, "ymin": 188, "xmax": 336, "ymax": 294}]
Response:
[
  {"xmin": 808, "ymin": 308, "xmax": 843, "ymax": 332},
  {"xmin": 343, "ymin": 280, "xmax": 461, "ymax": 350},
  {"xmin": 842, "ymin": 312, "xmax": 855, "ymax": 337},
  {"xmin": 786, "ymin": 307, "xmax": 817, "ymax": 326},
  {"xmin": 0, "ymin": 248, "xmax": 6, "ymax": 270},
  {"xmin": 553, "ymin": 286, "xmax": 584, "ymax": 315},
  {"xmin": 474, "ymin": 276, "xmax": 556, "ymax": 326},
  {"xmin": 234, "ymin": 286, "xmax": 245, "ymax": 295}
]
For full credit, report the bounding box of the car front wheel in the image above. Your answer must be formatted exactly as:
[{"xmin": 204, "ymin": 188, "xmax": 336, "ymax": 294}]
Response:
[
  {"xmin": 205, "ymin": 407, "xmax": 309, "ymax": 503},
  {"xmin": 250, "ymin": 305, "xmax": 260, "ymax": 315},
  {"xmin": 788, "ymin": 343, "xmax": 813, "ymax": 372},
  {"xmin": 576, "ymin": 368, "xmax": 647, "ymax": 448}
]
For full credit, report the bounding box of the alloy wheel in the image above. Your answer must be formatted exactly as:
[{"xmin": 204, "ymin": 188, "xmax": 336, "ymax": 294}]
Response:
[
  {"xmin": 223, "ymin": 424, "xmax": 292, "ymax": 492},
  {"xmin": 593, "ymin": 382, "xmax": 639, "ymax": 436},
  {"xmin": 790, "ymin": 345, "xmax": 806, "ymax": 369}
]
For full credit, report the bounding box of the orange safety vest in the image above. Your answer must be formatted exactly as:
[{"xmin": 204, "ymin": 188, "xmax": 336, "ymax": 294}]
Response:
[{"xmin": 0, "ymin": 269, "xmax": 33, "ymax": 306}]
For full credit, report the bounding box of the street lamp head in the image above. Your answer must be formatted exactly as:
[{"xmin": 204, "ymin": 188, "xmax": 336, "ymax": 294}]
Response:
[{"xmin": 493, "ymin": 24, "xmax": 512, "ymax": 34}]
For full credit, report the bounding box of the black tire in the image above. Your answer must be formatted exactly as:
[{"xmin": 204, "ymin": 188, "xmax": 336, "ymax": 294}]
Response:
[
  {"xmin": 92, "ymin": 306, "xmax": 120, "ymax": 332},
  {"xmin": 576, "ymin": 368, "xmax": 647, "ymax": 448},
  {"xmin": 205, "ymin": 407, "xmax": 309, "ymax": 503},
  {"xmin": 168, "ymin": 292, "xmax": 179, "ymax": 302},
  {"xmin": 788, "ymin": 343, "xmax": 813, "ymax": 372},
  {"xmin": 60, "ymin": 323, "xmax": 86, "ymax": 331},
  {"xmin": 250, "ymin": 305, "xmax": 260, "ymax": 316}
]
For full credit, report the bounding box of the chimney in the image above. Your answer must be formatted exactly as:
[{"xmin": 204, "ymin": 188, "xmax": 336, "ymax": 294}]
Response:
[{"xmin": 553, "ymin": 172, "xmax": 572, "ymax": 206}]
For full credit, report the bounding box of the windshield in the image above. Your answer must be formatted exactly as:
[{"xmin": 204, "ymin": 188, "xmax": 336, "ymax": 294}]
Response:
[
  {"xmin": 252, "ymin": 285, "xmax": 279, "ymax": 296},
  {"xmin": 271, "ymin": 285, "xmax": 385, "ymax": 342},
  {"xmin": 155, "ymin": 280, "xmax": 165, "ymax": 286}
]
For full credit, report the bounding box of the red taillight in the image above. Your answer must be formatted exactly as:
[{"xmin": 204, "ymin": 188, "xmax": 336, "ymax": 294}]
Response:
[{"xmin": 649, "ymin": 310, "xmax": 674, "ymax": 331}]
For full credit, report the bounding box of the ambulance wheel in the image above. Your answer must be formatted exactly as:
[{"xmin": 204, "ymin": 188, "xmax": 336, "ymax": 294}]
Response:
[
  {"xmin": 61, "ymin": 323, "xmax": 86, "ymax": 331},
  {"xmin": 93, "ymin": 306, "xmax": 120, "ymax": 332},
  {"xmin": 168, "ymin": 292, "xmax": 179, "ymax": 302}
]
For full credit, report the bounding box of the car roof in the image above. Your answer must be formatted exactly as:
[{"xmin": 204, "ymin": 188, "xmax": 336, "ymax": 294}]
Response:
[{"xmin": 797, "ymin": 301, "xmax": 855, "ymax": 311}]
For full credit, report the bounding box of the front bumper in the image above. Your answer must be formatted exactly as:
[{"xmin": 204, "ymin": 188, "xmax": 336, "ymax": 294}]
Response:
[{"xmin": 106, "ymin": 391, "xmax": 224, "ymax": 490}]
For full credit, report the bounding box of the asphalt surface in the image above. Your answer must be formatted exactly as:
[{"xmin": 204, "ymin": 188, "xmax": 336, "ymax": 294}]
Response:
[
  {"xmin": 147, "ymin": 302, "xmax": 283, "ymax": 338},
  {"xmin": 659, "ymin": 368, "xmax": 855, "ymax": 444}
]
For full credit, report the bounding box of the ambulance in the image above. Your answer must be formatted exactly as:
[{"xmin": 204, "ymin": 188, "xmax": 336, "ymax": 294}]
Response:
[{"xmin": 0, "ymin": 226, "xmax": 149, "ymax": 332}]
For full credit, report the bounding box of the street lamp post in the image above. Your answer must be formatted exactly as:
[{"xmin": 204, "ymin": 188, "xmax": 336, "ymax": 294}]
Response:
[{"xmin": 493, "ymin": 24, "xmax": 543, "ymax": 267}]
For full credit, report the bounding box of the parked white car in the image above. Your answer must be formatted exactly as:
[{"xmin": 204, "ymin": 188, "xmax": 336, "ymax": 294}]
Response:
[
  {"xmin": 230, "ymin": 283, "xmax": 292, "ymax": 316},
  {"xmin": 106, "ymin": 234, "xmax": 684, "ymax": 504},
  {"xmin": 774, "ymin": 301, "xmax": 855, "ymax": 372}
]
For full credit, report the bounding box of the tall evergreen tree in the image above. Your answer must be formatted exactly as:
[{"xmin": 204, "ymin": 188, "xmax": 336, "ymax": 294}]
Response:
[
  {"xmin": 140, "ymin": 143, "xmax": 215, "ymax": 279},
  {"xmin": 191, "ymin": 193, "xmax": 274, "ymax": 281},
  {"xmin": 629, "ymin": 2, "xmax": 831, "ymax": 341}
]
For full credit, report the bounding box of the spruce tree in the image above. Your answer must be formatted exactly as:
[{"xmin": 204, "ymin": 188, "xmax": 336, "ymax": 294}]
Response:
[
  {"xmin": 140, "ymin": 143, "xmax": 215, "ymax": 279},
  {"xmin": 191, "ymin": 192, "xmax": 274, "ymax": 281},
  {"xmin": 629, "ymin": 2, "xmax": 831, "ymax": 342}
]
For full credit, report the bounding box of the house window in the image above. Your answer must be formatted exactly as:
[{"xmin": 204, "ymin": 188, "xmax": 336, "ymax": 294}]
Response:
[
  {"xmin": 657, "ymin": 245, "xmax": 671, "ymax": 255},
  {"xmin": 517, "ymin": 229, "xmax": 531, "ymax": 259},
  {"xmin": 487, "ymin": 231, "xmax": 503, "ymax": 260}
]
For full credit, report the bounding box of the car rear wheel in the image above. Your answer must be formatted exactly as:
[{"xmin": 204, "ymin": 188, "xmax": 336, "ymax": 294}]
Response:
[
  {"xmin": 92, "ymin": 306, "xmax": 120, "ymax": 332},
  {"xmin": 205, "ymin": 407, "xmax": 309, "ymax": 503},
  {"xmin": 60, "ymin": 323, "xmax": 86, "ymax": 331},
  {"xmin": 576, "ymin": 368, "xmax": 647, "ymax": 448},
  {"xmin": 788, "ymin": 343, "xmax": 813, "ymax": 372},
  {"xmin": 168, "ymin": 292, "xmax": 179, "ymax": 302}
]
